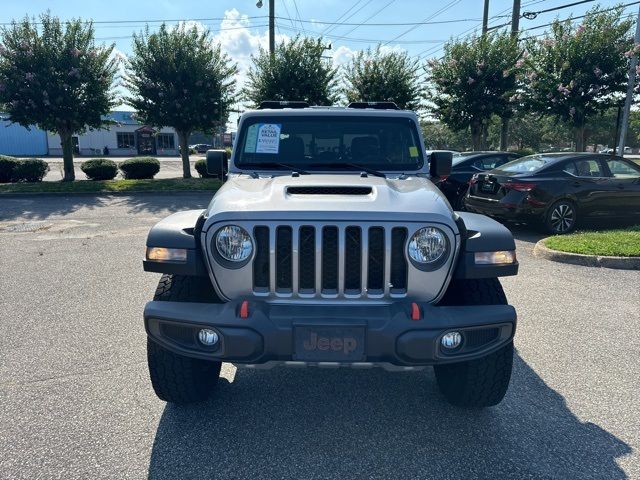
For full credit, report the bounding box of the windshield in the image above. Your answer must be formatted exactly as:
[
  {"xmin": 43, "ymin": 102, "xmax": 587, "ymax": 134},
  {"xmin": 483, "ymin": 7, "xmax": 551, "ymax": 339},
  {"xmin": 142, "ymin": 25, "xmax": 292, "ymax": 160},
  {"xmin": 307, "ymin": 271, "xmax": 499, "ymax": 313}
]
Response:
[
  {"xmin": 236, "ymin": 116, "xmax": 424, "ymax": 171},
  {"xmin": 493, "ymin": 155, "xmax": 555, "ymax": 173}
]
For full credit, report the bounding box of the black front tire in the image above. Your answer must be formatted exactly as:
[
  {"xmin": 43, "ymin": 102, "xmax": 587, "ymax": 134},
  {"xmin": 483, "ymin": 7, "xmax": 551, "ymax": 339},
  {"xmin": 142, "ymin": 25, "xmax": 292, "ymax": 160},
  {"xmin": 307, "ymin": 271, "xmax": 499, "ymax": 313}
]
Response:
[
  {"xmin": 435, "ymin": 279, "xmax": 514, "ymax": 407},
  {"xmin": 147, "ymin": 274, "xmax": 222, "ymax": 404}
]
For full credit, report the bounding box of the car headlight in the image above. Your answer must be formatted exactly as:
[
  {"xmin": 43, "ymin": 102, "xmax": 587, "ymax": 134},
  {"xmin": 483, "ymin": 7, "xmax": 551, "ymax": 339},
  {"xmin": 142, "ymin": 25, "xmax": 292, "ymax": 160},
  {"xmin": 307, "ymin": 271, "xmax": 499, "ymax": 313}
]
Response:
[
  {"xmin": 408, "ymin": 227, "xmax": 448, "ymax": 264},
  {"xmin": 215, "ymin": 225, "xmax": 253, "ymax": 262}
]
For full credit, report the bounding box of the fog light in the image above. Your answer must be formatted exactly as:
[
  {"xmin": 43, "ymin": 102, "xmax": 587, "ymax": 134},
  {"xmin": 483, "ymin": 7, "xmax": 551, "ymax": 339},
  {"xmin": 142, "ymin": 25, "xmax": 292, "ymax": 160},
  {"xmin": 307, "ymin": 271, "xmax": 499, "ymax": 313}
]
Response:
[
  {"xmin": 441, "ymin": 331, "xmax": 462, "ymax": 349},
  {"xmin": 198, "ymin": 329, "xmax": 219, "ymax": 346}
]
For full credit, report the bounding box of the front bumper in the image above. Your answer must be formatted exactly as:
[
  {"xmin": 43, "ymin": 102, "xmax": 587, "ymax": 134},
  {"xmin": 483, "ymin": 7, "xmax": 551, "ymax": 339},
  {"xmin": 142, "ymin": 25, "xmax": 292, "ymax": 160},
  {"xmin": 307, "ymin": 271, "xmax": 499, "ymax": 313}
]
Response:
[
  {"xmin": 465, "ymin": 194, "xmax": 544, "ymax": 222},
  {"xmin": 144, "ymin": 300, "xmax": 516, "ymax": 367}
]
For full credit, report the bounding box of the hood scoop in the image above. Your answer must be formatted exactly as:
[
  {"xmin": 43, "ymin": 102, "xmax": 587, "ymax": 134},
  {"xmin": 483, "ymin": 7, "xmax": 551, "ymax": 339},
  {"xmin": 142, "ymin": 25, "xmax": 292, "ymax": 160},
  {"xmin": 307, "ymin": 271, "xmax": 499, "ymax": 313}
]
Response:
[{"xmin": 286, "ymin": 186, "xmax": 373, "ymax": 196}]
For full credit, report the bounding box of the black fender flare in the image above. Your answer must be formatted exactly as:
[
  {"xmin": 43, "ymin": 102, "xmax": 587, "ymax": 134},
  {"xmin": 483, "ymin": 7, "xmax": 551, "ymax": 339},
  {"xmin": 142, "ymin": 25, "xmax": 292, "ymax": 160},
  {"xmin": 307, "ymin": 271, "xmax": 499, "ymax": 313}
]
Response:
[
  {"xmin": 143, "ymin": 210, "xmax": 208, "ymax": 277},
  {"xmin": 454, "ymin": 212, "xmax": 519, "ymax": 279}
]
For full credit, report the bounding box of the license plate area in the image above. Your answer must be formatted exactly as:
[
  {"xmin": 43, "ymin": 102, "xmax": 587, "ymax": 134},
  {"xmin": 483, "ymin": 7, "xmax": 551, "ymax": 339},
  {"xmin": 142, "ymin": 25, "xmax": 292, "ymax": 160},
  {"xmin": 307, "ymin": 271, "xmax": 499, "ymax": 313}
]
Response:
[
  {"xmin": 293, "ymin": 325, "xmax": 366, "ymax": 362},
  {"xmin": 481, "ymin": 181, "xmax": 495, "ymax": 193}
]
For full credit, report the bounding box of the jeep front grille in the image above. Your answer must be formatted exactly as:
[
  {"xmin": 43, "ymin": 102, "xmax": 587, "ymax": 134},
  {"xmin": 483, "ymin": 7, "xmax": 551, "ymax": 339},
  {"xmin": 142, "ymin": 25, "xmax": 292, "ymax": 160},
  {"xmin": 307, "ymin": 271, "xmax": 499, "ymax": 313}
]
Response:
[{"xmin": 252, "ymin": 224, "xmax": 408, "ymax": 298}]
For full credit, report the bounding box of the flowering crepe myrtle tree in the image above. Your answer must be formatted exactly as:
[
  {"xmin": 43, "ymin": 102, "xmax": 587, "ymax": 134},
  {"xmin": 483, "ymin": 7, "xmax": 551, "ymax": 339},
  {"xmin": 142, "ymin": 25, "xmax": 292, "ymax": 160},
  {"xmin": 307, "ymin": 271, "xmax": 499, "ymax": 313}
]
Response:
[
  {"xmin": 343, "ymin": 46, "xmax": 423, "ymax": 110},
  {"xmin": 523, "ymin": 6, "xmax": 634, "ymax": 152},
  {"xmin": 426, "ymin": 31, "xmax": 523, "ymax": 150},
  {"xmin": 0, "ymin": 14, "xmax": 118, "ymax": 181},
  {"xmin": 244, "ymin": 36, "xmax": 338, "ymax": 107},
  {"xmin": 125, "ymin": 24, "xmax": 237, "ymax": 178}
]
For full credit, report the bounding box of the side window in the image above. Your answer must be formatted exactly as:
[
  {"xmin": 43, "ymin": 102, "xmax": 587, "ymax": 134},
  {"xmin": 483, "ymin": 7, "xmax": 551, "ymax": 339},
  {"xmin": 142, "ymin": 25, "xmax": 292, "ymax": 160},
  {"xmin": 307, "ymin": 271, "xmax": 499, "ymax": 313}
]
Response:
[
  {"xmin": 573, "ymin": 159, "xmax": 605, "ymax": 177},
  {"xmin": 562, "ymin": 161, "xmax": 578, "ymax": 175},
  {"xmin": 607, "ymin": 159, "xmax": 640, "ymax": 178},
  {"xmin": 473, "ymin": 156, "xmax": 501, "ymax": 170}
]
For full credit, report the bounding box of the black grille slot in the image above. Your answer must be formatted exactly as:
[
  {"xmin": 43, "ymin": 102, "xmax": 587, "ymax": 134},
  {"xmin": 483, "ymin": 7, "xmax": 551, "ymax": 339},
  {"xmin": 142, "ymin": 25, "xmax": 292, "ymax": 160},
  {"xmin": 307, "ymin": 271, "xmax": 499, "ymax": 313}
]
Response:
[
  {"xmin": 299, "ymin": 226, "xmax": 316, "ymax": 292},
  {"xmin": 276, "ymin": 226, "xmax": 293, "ymax": 291},
  {"xmin": 287, "ymin": 186, "xmax": 372, "ymax": 195},
  {"xmin": 464, "ymin": 328, "xmax": 500, "ymax": 349},
  {"xmin": 390, "ymin": 228, "xmax": 407, "ymax": 292},
  {"xmin": 367, "ymin": 227, "xmax": 385, "ymax": 292},
  {"xmin": 322, "ymin": 226, "xmax": 339, "ymax": 292},
  {"xmin": 160, "ymin": 323, "xmax": 195, "ymax": 346},
  {"xmin": 344, "ymin": 227, "xmax": 362, "ymax": 292},
  {"xmin": 253, "ymin": 226, "xmax": 270, "ymax": 289}
]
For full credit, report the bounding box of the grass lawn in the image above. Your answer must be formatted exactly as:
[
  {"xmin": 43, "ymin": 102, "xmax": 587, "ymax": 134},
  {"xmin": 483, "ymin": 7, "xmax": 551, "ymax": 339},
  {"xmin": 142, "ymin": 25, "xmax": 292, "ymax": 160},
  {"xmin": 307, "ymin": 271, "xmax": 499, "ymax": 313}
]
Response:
[
  {"xmin": 544, "ymin": 226, "xmax": 640, "ymax": 257},
  {"xmin": 0, "ymin": 178, "xmax": 222, "ymax": 194}
]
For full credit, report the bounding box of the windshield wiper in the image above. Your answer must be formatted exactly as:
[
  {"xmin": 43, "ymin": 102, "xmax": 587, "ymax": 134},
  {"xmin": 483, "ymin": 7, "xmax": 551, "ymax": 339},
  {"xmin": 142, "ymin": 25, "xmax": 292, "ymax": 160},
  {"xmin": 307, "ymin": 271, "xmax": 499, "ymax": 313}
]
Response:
[
  {"xmin": 309, "ymin": 162, "xmax": 386, "ymax": 178},
  {"xmin": 242, "ymin": 162, "xmax": 309, "ymax": 174}
]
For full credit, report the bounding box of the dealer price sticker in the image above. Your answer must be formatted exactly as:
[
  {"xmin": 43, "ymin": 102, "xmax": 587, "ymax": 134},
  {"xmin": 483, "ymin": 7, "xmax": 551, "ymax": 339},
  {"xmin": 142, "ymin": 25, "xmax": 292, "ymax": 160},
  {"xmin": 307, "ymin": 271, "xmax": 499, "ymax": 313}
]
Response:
[{"xmin": 255, "ymin": 123, "xmax": 282, "ymax": 154}]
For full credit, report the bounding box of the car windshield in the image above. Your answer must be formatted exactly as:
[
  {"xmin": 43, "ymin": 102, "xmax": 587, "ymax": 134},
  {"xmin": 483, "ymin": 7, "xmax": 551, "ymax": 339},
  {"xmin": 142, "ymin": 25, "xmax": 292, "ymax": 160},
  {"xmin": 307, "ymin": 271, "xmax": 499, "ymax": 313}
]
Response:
[
  {"xmin": 236, "ymin": 115, "xmax": 424, "ymax": 171},
  {"xmin": 493, "ymin": 155, "xmax": 555, "ymax": 173}
]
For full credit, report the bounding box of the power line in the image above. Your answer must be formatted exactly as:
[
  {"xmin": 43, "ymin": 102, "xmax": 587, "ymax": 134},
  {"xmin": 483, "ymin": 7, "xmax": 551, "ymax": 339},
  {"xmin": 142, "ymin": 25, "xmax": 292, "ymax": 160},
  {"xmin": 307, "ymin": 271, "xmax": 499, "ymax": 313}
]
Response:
[
  {"xmin": 323, "ymin": 0, "xmax": 370, "ymax": 35},
  {"xmin": 275, "ymin": 16, "xmax": 482, "ymax": 26},
  {"xmin": 0, "ymin": 16, "xmax": 269, "ymax": 26},
  {"xmin": 291, "ymin": 0, "xmax": 307, "ymax": 34},
  {"xmin": 340, "ymin": 0, "xmax": 396, "ymax": 37},
  {"xmin": 383, "ymin": 0, "xmax": 462, "ymax": 46},
  {"xmin": 277, "ymin": 24, "xmax": 445, "ymax": 44},
  {"xmin": 522, "ymin": 0, "xmax": 595, "ymax": 19}
]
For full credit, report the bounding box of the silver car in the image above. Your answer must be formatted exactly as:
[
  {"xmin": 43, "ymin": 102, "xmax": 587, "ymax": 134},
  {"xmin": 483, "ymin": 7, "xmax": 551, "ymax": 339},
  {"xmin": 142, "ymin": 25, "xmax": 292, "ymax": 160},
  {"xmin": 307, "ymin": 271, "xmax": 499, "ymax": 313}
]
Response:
[{"xmin": 143, "ymin": 101, "xmax": 519, "ymax": 408}]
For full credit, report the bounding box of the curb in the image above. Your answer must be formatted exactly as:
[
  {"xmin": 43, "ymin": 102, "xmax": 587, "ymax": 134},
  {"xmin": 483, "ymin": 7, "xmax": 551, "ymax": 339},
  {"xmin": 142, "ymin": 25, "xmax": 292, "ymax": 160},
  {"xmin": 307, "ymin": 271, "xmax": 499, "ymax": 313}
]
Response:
[{"xmin": 533, "ymin": 240, "xmax": 640, "ymax": 270}]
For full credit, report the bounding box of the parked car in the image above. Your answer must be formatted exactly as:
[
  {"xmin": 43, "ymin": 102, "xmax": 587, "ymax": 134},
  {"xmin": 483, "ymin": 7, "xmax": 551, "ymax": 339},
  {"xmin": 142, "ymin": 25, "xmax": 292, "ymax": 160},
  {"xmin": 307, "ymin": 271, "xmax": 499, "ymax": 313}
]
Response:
[
  {"xmin": 190, "ymin": 143, "xmax": 213, "ymax": 153},
  {"xmin": 600, "ymin": 147, "xmax": 633, "ymax": 155},
  {"xmin": 465, "ymin": 153, "xmax": 640, "ymax": 234},
  {"xmin": 433, "ymin": 151, "xmax": 521, "ymax": 210},
  {"xmin": 142, "ymin": 100, "xmax": 520, "ymax": 408}
]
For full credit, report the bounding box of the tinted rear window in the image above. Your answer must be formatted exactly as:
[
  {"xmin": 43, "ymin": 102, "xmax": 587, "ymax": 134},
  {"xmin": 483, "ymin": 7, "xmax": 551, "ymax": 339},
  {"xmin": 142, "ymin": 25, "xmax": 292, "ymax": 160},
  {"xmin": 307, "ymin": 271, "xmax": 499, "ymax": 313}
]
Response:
[{"xmin": 493, "ymin": 155, "xmax": 556, "ymax": 173}]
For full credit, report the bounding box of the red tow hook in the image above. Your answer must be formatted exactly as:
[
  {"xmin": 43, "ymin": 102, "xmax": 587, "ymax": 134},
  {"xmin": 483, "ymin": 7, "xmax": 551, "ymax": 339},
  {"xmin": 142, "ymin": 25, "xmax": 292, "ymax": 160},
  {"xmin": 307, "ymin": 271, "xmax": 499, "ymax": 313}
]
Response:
[
  {"xmin": 239, "ymin": 300, "xmax": 249, "ymax": 319},
  {"xmin": 411, "ymin": 302, "xmax": 421, "ymax": 321}
]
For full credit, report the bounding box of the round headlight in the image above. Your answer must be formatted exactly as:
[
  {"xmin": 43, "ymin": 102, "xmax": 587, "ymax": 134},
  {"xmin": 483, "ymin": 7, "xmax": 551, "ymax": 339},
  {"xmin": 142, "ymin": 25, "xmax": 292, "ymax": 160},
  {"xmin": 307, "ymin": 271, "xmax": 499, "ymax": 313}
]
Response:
[
  {"xmin": 215, "ymin": 225, "xmax": 253, "ymax": 262},
  {"xmin": 408, "ymin": 227, "xmax": 448, "ymax": 264}
]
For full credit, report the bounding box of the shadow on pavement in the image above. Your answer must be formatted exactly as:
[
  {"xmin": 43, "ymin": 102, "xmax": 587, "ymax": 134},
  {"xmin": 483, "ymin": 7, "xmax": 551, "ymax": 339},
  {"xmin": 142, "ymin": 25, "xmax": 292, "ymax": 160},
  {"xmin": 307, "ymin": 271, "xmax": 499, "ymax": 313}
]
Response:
[
  {"xmin": 0, "ymin": 193, "xmax": 211, "ymax": 221},
  {"xmin": 148, "ymin": 354, "xmax": 630, "ymax": 479}
]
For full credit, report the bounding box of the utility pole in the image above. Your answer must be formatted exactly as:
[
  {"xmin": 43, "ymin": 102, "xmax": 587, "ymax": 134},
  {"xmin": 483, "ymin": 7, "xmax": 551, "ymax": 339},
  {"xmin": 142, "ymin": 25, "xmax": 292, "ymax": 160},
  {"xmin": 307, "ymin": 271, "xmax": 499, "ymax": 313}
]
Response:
[
  {"xmin": 482, "ymin": 0, "xmax": 489, "ymax": 34},
  {"xmin": 618, "ymin": 4, "xmax": 640, "ymax": 155},
  {"xmin": 257, "ymin": 0, "xmax": 275, "ymax": 56},
  {"xmin": 269, "ymin": 0, "xmax": 275, "ymax": 57},
  {"xmin": 500, "ymin": 0, "xmax": 520, "ymax": 151}
]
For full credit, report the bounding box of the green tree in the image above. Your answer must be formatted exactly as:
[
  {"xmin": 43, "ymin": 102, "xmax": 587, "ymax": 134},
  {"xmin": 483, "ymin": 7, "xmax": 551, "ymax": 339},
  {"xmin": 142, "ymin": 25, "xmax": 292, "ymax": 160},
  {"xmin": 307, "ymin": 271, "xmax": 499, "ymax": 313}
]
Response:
[
  {"xmin": 426, "ymin": 31, "xmax": 523, "ymax": 150},
  {"xmin": 125, "ymin": 24, "xmax": 237, "ymax": 178},
  {"xmin": 244, "ymin": 36, "xmax": 338, "ymax": 106},
  {"xmin": 343, "ymin": 45, "xmax": 422, "ymax": 109},
  {"xmin": 523, "ymin": 6, "xmax": 634, "ymax": 151},
  {"xmin": 0, "ymin": 13, "xmax": 118, "ymax": 181},
  {"xmin": 421, "ymin": 120, "xmax": 472, "ymax": 151}
]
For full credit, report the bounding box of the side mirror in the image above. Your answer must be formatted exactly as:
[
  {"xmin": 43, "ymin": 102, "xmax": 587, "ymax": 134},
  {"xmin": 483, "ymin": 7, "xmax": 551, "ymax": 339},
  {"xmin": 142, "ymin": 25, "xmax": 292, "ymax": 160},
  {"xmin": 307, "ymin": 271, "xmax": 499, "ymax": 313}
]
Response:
[
  {"xmin": 430, "ymin": 151, "xmax": 452, "ymax": 178},
  {"xmin": 206, "ymin": 149, "xmax": 229, "ymax": 180}
]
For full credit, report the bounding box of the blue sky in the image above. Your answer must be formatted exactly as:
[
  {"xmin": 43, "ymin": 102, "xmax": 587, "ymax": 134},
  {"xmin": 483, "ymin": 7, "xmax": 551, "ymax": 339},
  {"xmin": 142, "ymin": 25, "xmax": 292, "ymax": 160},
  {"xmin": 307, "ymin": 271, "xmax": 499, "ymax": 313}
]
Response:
[{"xmin": 0, "ymin": 0, "xmax": 628, "ymax": 123}]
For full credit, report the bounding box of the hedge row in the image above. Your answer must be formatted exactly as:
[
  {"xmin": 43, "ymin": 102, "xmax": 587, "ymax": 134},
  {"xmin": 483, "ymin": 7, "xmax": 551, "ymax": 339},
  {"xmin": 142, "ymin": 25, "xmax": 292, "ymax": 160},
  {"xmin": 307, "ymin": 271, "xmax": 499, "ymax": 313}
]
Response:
[
  {"xmin": 0, "ymin": 156, "xmax": 164, "ymax": 183},
  {"xmin": 0, "ymin": 156, "xmax": 49, "ymax": 182}
]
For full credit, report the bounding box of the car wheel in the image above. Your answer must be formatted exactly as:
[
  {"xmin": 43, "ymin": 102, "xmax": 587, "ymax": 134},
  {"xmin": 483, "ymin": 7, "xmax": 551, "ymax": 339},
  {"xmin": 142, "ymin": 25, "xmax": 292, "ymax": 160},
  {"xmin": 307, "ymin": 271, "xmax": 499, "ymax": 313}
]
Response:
[
  {"xmin": 435, "ymin": 279, "xmax": 513, "ymax": 408},
  {"xmin": 454, "ymin": 189, "xmax": 468, "ymax": 211},
  {"xmin": 545, "ymin": 200, "xmax": 577, "ymax": 234},
  {"xmin": 147, "ymin": 275, "xmax": 223, "ymax": 404}
]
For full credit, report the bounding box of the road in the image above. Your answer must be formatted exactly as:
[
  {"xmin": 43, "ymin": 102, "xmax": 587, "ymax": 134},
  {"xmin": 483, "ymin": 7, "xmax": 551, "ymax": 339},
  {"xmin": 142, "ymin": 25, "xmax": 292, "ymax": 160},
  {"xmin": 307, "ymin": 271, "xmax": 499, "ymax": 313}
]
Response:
[{"xmin": 0, "ymin": 193, "xmax": 638, "ymax": 479}]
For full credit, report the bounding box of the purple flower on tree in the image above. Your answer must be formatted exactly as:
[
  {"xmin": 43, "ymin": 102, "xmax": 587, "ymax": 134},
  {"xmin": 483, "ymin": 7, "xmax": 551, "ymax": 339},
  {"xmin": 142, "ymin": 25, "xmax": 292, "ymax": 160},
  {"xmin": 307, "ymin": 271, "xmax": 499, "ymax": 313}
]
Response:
[
  {"xmin": 593, "ymin": 67, "xmax": 602, "ymax": 78},
  {"xmin": 467, "ymin": 77, "xmax": 475, "ymax": 85}
]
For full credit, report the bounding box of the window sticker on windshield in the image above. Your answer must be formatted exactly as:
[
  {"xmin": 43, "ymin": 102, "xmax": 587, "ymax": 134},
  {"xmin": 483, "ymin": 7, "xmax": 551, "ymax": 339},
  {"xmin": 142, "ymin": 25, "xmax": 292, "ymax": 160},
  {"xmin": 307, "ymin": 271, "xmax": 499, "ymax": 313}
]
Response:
[
  {"xmin": 244, "ymin": 124, "xmax": 258, "ymax": 153},
  {"xmin": 255, "ymin": 123, "xmax": 281, "ymax": 154},
  {"xmin": 409, "ymin": 146, "xmax": 419, "ymax": 157}
]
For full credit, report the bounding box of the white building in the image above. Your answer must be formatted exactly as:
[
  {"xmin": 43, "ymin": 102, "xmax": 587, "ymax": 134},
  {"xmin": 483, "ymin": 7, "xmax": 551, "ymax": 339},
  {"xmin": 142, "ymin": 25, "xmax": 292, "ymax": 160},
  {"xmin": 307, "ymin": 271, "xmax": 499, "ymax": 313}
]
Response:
[{"xmin": 45, "ymin": 111, "xmax": 179, "ymax": 157}]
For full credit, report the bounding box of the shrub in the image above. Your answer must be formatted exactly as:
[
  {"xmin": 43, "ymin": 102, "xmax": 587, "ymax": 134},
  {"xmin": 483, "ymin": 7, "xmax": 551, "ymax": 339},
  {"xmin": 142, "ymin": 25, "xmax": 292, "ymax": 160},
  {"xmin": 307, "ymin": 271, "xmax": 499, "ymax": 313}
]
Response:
[
  {"xmin": 0, "ymin": 155, "xmax": 18, "ymax": 183},
  {"xmin": 12, "ymin": 159, "xmax": 49, "ymax": 182},
  {"xmin": 194, "ymin": 158, "xmax": 216, "ymax": 178},
  {"xmin": 119, "ymin": 157, "xmax": 160, "ymax": 179},
  {"xmin": 81, "ymin": 158, "xmax": 118, "ymax": 180}
]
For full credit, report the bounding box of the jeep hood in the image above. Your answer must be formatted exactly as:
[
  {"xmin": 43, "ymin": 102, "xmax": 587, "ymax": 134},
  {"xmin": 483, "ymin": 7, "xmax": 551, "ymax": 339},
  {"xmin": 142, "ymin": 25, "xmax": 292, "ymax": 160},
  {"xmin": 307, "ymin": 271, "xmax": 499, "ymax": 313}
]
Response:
[{"xmin": 204, "ymin": 174, "xmax": 454, "ymax": 225}]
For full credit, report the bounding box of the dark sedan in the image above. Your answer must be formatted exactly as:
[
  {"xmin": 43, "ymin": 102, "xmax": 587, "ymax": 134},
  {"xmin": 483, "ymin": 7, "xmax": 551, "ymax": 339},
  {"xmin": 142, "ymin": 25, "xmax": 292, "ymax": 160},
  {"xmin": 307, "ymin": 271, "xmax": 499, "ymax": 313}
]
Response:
[
  {"xmin": 464, "ymin": 153, "xmax": 640, "ymax": 234},
  {"xmin": 434, "ymin": 151, "xmax": 521, "ymax": 209}
]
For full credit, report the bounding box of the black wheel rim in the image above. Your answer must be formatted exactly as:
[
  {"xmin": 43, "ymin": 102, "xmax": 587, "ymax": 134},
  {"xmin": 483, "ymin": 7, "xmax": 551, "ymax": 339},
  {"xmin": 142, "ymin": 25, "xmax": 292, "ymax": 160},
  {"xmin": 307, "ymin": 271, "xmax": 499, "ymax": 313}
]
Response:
[{"xmin": 550, "ymin": 203, "xmax": 575, "ymax": 233}]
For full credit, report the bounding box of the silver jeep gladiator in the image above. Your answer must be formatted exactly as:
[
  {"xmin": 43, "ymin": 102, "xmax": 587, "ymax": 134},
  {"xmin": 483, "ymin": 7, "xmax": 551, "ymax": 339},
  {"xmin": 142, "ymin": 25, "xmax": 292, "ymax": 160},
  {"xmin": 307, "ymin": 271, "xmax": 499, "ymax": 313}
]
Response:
[{"xmin": 143, "ymin": 101, "xmax": 519, "ymax": 408}]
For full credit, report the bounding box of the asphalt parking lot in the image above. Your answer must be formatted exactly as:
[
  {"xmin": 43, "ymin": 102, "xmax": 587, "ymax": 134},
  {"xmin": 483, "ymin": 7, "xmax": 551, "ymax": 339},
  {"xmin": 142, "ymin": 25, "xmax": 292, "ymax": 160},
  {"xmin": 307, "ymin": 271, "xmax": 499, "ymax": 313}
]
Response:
[{"xmin": 0, "ymin": 193, "xmax": 638, "ymax": 479}]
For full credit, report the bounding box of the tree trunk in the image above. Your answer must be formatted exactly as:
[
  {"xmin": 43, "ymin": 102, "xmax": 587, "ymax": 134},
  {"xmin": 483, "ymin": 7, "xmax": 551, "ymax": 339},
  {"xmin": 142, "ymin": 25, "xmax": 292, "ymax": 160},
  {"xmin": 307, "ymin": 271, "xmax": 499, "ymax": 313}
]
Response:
[
  {"xmin": 500, "ymin": 117, "xmax": 509, "ymax": 151},
  {"xmin": 471, "ymin": 121, "xmax": 482, "ymax": 151},
  {"xmin": 60, "ymin": 130, "xmax": 75, "ymax": 182},
  {"xmin": 575, "ymin": 125, "xmax": 586, "ymax": 152},
  {"xmin": 178, "ymin": 131, "xmax": 191, "ymax": 179}
]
